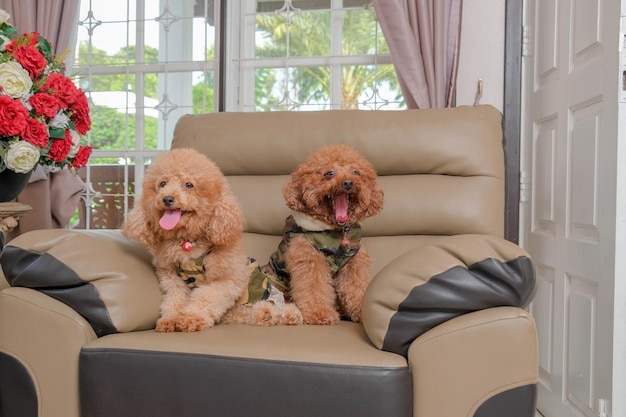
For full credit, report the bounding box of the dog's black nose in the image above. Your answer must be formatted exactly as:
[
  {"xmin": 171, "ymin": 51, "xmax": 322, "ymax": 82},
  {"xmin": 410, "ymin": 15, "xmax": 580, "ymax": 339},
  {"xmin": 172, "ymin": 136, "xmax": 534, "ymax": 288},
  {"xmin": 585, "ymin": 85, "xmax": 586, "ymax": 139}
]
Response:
[
  {"xmin": 341, "ymin": 180, "xmax": 353, "ymax": 191},
  {"xmin": 163, "ymin": 196, "xmax": 175, "ymax": 207}
]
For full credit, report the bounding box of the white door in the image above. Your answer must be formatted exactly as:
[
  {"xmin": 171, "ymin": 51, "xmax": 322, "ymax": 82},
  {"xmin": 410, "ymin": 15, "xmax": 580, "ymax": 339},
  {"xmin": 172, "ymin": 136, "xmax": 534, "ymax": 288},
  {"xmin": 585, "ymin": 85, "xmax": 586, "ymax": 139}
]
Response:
[{"xmin": 520, "ymin": 0, "xmax": 620, "ymax": 416}]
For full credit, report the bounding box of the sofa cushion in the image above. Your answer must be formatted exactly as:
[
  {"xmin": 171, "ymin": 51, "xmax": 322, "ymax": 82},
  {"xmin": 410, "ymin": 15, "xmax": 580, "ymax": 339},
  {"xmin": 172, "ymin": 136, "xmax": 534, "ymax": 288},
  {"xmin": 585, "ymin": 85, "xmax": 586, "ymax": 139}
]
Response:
[
  {"xmin": 0, "ymin": 229, "xmax": 161, "ymax": 336},
  {"xmin": 172, "ymin": 105, "xmax": 506, "ymax": 238},
  {"xmin": 362, "ymin": 234, "xmax": 536, "ymax": 356},
  {"xmin": 79, "ymin": 322, "xmax": 412, "ymax": 417}
]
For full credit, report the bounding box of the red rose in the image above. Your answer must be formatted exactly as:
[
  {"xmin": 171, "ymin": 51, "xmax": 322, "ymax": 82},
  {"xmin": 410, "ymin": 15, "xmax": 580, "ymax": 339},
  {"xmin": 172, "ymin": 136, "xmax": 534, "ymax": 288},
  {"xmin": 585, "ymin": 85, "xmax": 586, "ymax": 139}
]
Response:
[
  {"xmin": 12, "ymin": 44, "xmax": 47, "ymax": 78},
  {"xmin": 4, "ymin": 38, "xmax": 17, "ymax": 53},
  {"xmin": 30, "ymin": 32, "xmax": 40, "ymax": 45},
  {"xmin": 0, "ymin": 95, "xmax": 29, "ymax": 136},
  {"xmin": 47, "ymin": 131, "xmax": 72, "ymax": 163},
  {"xmin": 71, "ymin": 145, "xmax": 92, "ymax": 169},
  {"xmin": 21, "ymin": 117, "xmax": 49, "ymax": 148},
  {"xmin": 70, "ymin": 90, "xmax": 91, "ymax": 135},
  {"xmin": 29, "ymin": 93, "xmax": 59, "ymax": 119},
  {"xmin": 42, "ymin": 73, "xmax": 78, "ymax": 108},
  {"xmin": 6, "ymin": 32, "xmax": 40, "ymax": 52}
]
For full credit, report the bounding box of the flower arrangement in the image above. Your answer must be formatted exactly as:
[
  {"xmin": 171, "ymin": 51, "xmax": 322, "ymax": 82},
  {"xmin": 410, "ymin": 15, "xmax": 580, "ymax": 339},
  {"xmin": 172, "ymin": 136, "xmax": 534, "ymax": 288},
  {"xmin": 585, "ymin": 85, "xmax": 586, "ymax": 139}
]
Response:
[{"xmin": 0, "ymin": 9, "xmax": 91, "ymax": 175}]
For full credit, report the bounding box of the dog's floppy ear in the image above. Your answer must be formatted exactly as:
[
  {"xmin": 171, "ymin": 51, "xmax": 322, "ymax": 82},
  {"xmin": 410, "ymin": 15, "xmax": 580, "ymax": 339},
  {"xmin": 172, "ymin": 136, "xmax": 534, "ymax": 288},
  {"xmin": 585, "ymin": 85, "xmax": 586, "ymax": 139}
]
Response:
[
  {"xmin": 122, "ymin": 205, "xmax": 158, "ymax": 248},
  {"xmin": 207, "ymin": 191, "xmax": 245, "ymax": 246},
  {"xmin": 352, "ymin": 184, "xmax": 384, "ymax": 222},
  {"xmin": 282, "ymin": 174, "xmax": 307, "ymax": 212},
  {"xmin": 366, "ymin": 187, "xmax": 384, "ymax": 218}
]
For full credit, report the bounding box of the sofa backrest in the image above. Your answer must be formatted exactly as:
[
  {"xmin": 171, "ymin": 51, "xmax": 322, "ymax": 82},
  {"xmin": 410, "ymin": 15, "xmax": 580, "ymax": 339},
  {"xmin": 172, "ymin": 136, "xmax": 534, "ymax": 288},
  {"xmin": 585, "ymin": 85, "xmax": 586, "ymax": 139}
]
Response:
[{"xmin": 171, "ymin": 105, "xmax": 504, "ymax": 275}]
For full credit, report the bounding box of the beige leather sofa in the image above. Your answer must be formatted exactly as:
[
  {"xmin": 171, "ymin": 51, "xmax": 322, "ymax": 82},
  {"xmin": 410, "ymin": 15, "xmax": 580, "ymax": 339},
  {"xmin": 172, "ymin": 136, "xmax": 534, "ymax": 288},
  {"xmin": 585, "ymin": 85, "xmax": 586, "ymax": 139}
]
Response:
[{"xmin": 0, "ymin": 105, "xmax": 538, "ymax": 417}]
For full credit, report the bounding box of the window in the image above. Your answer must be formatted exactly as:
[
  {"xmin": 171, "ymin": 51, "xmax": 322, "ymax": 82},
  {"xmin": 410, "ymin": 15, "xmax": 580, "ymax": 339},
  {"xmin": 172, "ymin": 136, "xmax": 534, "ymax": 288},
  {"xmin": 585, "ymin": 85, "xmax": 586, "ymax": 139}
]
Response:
[
  {"xmin": 73, "ymin": 0, "xmax": 403, "ymax": 229},
  {"xmin": 233, "ymin": 0, "xmax": 402, "ymax": 111}
]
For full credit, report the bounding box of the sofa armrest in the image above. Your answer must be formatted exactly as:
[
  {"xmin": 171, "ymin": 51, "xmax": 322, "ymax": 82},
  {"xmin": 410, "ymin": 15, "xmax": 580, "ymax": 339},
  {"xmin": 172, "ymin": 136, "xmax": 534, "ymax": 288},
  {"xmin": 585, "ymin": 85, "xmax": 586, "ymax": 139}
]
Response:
[
  {"xmin": 361, "ymin": 234, "xmax": 536, "ymax": 356},
  {"xmin": 408, "ymin": 306, "xmax": 538, "ymax": 417},
  {"xmin": 0, "ymin": 287, "xmax": 98, "ymax": 417},
  {"xmin": 0, "ymin": 229, "xmax": 161, "ymax": 336}
]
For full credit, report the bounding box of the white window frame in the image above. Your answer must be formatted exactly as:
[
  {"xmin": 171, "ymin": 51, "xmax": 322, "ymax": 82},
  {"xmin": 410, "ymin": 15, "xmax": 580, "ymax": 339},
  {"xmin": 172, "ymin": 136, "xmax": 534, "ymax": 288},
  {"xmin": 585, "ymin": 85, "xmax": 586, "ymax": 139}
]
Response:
[
  {"xmin": 74, "ymin": 0, "xmax": 400, "ymax": 229},
  {"xmin": 227, "ymin": 0, "xmax": 396, "ymax": 111}
]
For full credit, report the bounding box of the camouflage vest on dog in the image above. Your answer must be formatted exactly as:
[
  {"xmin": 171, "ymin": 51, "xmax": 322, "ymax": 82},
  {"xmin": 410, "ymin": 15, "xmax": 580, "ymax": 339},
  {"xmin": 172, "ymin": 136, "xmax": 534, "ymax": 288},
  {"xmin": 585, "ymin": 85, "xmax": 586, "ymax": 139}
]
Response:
[
  {"xmin": 239, "ymin": 215, "xmax": 362, "ymax": 305},
  {"xmin": 175, "ymin": 247, "xmax": 213, "ymax": 289}
]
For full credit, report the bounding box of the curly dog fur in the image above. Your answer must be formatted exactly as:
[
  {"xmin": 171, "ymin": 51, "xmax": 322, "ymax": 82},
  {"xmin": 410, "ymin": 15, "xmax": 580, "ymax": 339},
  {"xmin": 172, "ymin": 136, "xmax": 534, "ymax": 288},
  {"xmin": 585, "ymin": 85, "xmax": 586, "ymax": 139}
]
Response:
[
  {"xmin": 224, "ymin": 144, "xmax": 384, "ymax": 326},
  {"xmin": 123, "ymin": 148, "xmax": 249, "ymax": 332}
]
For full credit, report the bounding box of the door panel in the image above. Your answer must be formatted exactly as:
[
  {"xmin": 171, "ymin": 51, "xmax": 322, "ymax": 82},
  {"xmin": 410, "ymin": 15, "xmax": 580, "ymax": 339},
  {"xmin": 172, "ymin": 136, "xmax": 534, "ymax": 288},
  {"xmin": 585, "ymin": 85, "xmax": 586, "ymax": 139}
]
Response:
[{"xmin": 522, "ymin": 0, "xmax": 619, "ymax": 416}]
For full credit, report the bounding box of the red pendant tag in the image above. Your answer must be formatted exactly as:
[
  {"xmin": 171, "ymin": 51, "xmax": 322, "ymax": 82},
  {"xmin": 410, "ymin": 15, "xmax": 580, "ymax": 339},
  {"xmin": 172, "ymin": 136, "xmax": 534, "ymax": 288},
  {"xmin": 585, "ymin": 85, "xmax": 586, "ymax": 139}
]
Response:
[{"xmin": 182, "ymin": 240, "xmax": 194, "ymax": 252}]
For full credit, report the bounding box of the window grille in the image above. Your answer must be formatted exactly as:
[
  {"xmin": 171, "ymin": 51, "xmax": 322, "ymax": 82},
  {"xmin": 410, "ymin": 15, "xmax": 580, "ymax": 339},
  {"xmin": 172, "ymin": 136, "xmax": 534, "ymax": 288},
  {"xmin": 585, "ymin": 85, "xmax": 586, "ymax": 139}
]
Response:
[{"xmin": 72, "ymin": 0, "xmax": 403, "ymax": 230}]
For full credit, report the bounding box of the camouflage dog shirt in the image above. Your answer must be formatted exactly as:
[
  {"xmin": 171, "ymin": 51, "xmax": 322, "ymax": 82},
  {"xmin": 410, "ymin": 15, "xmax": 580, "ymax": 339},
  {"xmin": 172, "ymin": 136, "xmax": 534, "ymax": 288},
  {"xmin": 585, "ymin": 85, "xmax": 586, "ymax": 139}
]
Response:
[
  {"xmin": 241, "ymin": 215, "xmax": 361, "ymax": 305},
  {"xmin": 175, "ymin": 247, "xmax": 213, "ymax": 289}
]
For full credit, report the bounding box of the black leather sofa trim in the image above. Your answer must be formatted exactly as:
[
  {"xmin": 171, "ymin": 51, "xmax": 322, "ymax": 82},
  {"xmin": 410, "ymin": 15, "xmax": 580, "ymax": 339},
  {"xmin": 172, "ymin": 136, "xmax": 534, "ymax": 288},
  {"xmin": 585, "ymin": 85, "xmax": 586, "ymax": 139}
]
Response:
[
  {"xmin": 474, "ymin": 384, "xmax": 537, "ymax": 417},
  {"xmin": 383, "ymin": 256, "xmax": 536, "ymax": 355},
  {"xmin": 0, "ymin": 246, "xmax": 117, "ymax": 337},
  {"xmin": 80, "ymin": 347, "xmax": 413, "ymax": 417},
  {"xmin": 0, "ymin": 353, "xmax": 37, "ymax": 417}
]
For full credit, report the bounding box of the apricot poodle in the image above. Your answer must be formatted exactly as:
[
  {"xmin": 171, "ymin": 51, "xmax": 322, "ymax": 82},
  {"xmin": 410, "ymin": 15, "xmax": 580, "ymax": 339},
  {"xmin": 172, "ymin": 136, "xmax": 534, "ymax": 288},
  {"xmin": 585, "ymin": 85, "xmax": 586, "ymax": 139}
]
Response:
[
  {"xmin": 225, "ymin": 144, "xmax": 384, "ymax": 326},
  {"xmin": 123, "ymin": 148, "xmax": 249, "ymax": 332}
]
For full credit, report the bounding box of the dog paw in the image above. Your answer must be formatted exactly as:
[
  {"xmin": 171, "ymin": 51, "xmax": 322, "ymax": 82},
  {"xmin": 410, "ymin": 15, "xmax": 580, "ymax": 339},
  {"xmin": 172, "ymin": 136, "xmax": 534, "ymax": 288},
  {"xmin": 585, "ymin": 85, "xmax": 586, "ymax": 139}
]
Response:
[
  {"xmin": 248, "ymin": 301, "xmax": 305, "ymax": 326},
  {"xmin": 175, "ymin": 314, "xmax": 212, "ymax": 332},
  {"xmin": 155, "ymin": 317, "xmax": 177, "ymax": 332},
  {"xmin": 221, "ymin": 305, "xmax": 248, "ymax": 324},
  {"xmin": 343, "ymin": 308, "xmax": 362, "ymax": 323},
  {"xmin": 279, "ymin": 304, "xmax": 304, "ymax": 325},
  {"xmin": 249, "ymin": 301, "xmax": 279, "ymax": 326},
  {"xmin": 302, "ymin": 309, "xmax": 340, "ymax": 325}
]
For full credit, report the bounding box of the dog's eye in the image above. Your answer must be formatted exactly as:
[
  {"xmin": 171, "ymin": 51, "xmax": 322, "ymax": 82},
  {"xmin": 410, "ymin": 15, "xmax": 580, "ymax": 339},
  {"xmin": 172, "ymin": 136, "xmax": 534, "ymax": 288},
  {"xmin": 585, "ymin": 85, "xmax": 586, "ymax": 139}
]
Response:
[
  {"xmin": 352, "ymin": 170, "xmax": 360, "ymax": 176},
  {"xmin": 325, "ymin": 171, "xmax": 335, "ymax": 178},
  {"xmin": 185, "ymin": 182, "xmax": 193, "ymax": 189},
  {"xmin": 159, "ymin": 181, "xmax": 167, "ymax": 188}
]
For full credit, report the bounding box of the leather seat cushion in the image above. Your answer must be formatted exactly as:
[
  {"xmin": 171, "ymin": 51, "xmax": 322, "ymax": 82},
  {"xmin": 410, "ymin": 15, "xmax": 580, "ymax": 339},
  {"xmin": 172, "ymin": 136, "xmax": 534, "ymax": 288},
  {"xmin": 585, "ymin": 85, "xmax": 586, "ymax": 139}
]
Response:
[{"xmin": 80, "ymin": 322, "xmax": 412, "ymax": 417}]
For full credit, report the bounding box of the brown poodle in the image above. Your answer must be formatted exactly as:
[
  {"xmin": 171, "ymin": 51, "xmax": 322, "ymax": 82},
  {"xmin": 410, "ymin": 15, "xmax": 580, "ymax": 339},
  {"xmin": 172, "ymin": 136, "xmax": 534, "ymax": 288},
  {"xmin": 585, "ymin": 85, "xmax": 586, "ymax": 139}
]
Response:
[
  {"xmin": 122, "ymin": 148, "xmax": 249, "ymax": 332},
  {"xmin": 225, "ymin": 144, "xmax": 384, "ymax": 326}
]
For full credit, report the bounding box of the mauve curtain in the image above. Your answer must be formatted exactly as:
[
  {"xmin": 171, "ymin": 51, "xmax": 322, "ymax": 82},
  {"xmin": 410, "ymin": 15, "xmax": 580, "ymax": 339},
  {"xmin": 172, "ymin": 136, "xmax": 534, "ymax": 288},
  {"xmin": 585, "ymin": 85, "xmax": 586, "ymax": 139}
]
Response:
[
  {"xmin": 4, "ymin": 0, "xmax": 84, "ymax": 241},
  {"xmin": 3, "ymin": 0, "xmax": 80, "ymax": 66},
  {"xmin": 372, "ymin": 0, "xmax": 463, "ymax": 109}
]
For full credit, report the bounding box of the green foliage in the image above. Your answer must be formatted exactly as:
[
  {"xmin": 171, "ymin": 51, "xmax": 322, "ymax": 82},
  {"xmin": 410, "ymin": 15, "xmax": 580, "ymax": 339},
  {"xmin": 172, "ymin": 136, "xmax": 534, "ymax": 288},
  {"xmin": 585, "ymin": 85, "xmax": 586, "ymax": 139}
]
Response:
[
  {"xmin": 37, "ymin": 35, "xmax": 52, "ymax": 60},
  {"xmin": 89, "ymin": 106, "xmax": 124, "ymax": 150},
  {"xmin": 192, "ymin": 78, "xmax": 214, "ymax": 114},
  {"xmin": 77, "ymin": 42, "xmax": 159, "ymax": 98},
  {"xmin": 192, "ymin": 50, "xmax": 215, "ymax": 114},
  {"xmin": 78, "ymin": 42, "xmax": 202, "ymax": 153},
  {"xmin": 89, "ymin": 105, "xmax": 157, "ymax": 162},
  {"xmin": 255, "ymin": 7, "xmax": 400, "ymax": 109},
  {"xmin": 78, "ymin": 9, "xmax": 400, "ymax": 153},
  {"xmin": 255, "ymin": 68, "xmax": 281, "ymax": 110}
]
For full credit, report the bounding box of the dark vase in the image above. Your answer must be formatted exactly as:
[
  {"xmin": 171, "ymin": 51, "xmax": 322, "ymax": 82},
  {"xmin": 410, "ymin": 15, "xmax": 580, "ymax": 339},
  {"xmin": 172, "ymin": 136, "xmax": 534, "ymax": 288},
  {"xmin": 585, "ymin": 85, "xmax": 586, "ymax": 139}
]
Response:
[{"xmin": 0, "ymin": 168, "xmax": 33, "ymax": 202}]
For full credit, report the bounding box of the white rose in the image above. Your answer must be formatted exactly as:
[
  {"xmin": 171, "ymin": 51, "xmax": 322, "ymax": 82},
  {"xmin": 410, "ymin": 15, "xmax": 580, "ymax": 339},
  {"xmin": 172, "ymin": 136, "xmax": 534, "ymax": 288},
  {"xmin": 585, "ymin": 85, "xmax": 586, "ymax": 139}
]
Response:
[
  {"xmin": 0, "ymin": 61, "xmax": 33, "ymax": 98},
  {"xmin": 0, "ymin": 10, "xmax": 10, "ymax": 25},
  {"xmin": 68, "ymin": 129, "xmax": 82, "ymax": 158},
  {"xmin": 4, "ymin": 141, "xmax": 39, "ymax": 173}
]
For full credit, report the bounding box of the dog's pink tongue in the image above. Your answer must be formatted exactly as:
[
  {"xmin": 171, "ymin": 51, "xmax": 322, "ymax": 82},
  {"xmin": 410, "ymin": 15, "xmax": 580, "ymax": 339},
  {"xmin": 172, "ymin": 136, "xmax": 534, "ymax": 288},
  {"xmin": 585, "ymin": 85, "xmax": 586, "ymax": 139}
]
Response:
[
  {"xmin": 159, "ymin": 209, "xmax": 182, "ymax": 230},
  {"xmin": 335, "ymin": 194, "xmax": 350, "ymax": 224}
]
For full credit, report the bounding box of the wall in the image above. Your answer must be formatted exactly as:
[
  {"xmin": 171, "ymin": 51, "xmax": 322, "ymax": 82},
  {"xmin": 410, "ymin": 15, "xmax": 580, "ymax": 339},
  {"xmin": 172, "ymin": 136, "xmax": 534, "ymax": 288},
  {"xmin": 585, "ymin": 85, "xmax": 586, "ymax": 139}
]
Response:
[{"xmin": 456, "ymin": 0, "xmax": 505, "ymax": 111}]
